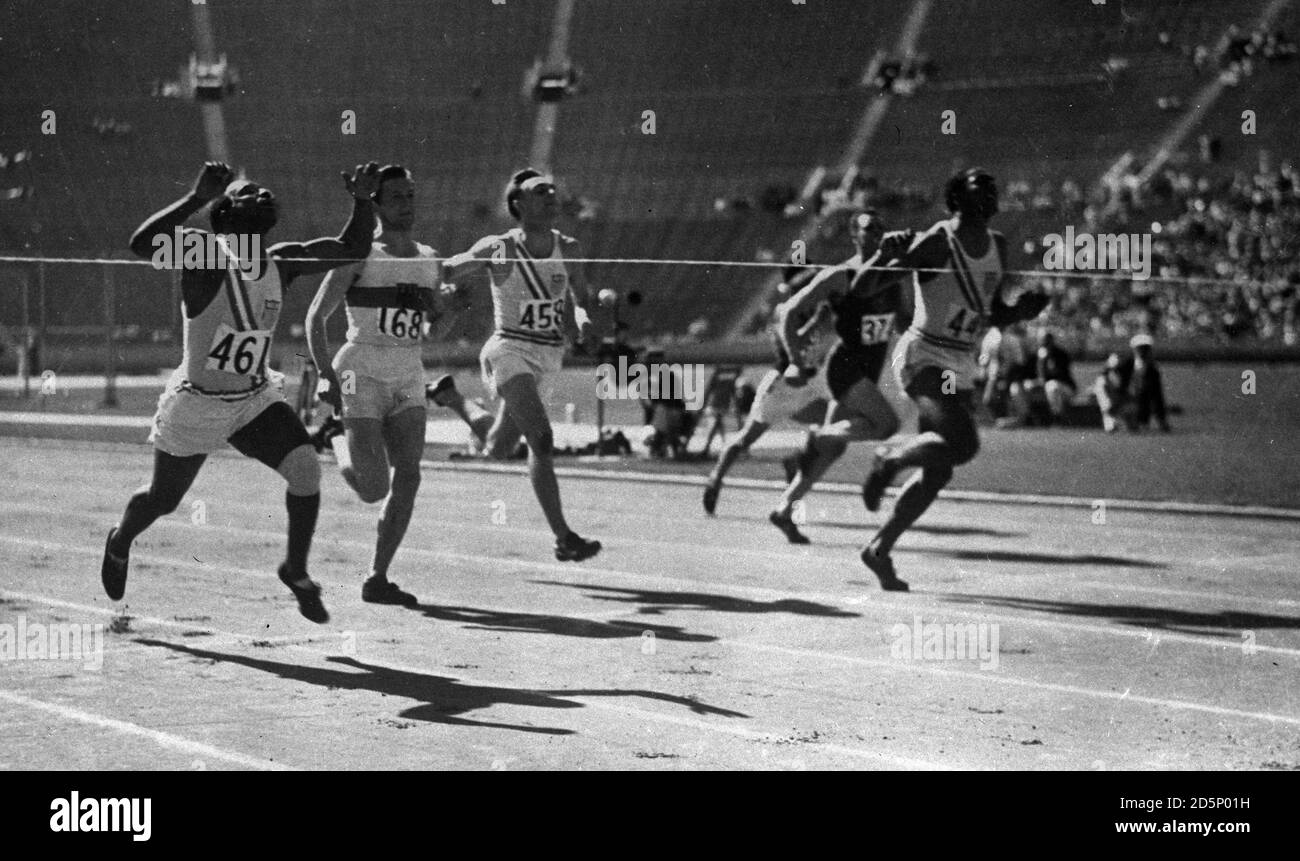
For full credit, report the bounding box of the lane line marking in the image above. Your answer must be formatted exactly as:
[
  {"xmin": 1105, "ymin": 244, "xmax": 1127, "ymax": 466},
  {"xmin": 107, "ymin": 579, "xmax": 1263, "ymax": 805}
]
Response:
[
  {"xmin": 0, "ymin": 689, "xmax": 296, "ymax": 771},
  {"xmin": 5, "ymin": 511, "xmax": 1299, "ymax": 660},
  {"xmin": 3, "ymin": 435, "xmax": 1298, "ymax": 520}
]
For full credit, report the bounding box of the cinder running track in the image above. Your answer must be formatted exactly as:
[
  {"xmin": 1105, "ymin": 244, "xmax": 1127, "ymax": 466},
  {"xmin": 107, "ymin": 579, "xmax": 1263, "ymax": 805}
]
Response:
[{"xmin": 1, "ymin": 438, "xmax": 1296, "ymax": 770}]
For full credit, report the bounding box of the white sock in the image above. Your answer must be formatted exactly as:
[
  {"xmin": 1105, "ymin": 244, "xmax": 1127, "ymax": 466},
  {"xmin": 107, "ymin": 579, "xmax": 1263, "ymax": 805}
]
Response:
[{"xmin": 330, "ymin": 434, "xmax": 353, "ymax": 471}]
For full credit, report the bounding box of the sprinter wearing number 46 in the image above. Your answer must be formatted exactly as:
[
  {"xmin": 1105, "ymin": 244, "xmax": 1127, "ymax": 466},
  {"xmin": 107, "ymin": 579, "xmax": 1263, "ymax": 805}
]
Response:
[{"xmin": 101, "ymin": 160, "xmax": 382, "ymax": 623}]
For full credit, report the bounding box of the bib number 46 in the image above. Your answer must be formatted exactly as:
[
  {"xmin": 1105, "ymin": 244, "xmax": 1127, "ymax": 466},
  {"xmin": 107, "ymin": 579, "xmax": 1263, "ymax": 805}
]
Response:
[{"xmin": 206, "ymin": 324, "xmax": 272, "ymax": 375}]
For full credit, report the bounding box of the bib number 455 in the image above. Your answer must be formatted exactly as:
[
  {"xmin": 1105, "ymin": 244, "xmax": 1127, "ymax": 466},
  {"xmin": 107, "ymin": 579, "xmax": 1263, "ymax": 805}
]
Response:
[{"xmin": 519, "ymin": 298, "xmax": 565, "ymax": 333}]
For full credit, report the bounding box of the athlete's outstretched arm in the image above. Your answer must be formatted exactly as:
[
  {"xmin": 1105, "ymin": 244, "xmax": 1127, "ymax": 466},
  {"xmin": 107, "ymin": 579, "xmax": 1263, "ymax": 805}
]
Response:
[
  {"xmin": 270, "ymin": 163, "xmax": 379, "ymax": 285},
  {"xmin": 441, "ymin": 235, "xmax": 502, "ymax": 282},
  {"xmin": 776, "ymin": 265, "xmax": 842, "ymax": 360},
  {"xmin": 304, "ymin": 263, "xmax": 361, "ymax": 413},
  {"xmin": 987, "ymin": 233, "xmax": 1048, "ymax": 326},
  {"xmin": 128, "ymin": 162, "xmax": 234, "ymax": 259}
]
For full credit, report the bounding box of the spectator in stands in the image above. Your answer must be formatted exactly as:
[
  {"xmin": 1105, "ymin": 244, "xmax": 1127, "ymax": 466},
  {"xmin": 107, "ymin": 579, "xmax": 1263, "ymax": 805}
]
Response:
[
  {"xmin": 1025, "ymin": 330, "xmax": 1076, "ymax": 423},
  {"xmin": 698, "ymin": 365, "xmax": 743, "ymax": 456},
  {"xmin": 1094, "ymin": 333, "xmax": 1170, "ymax": 433},
  {"xmin": 980, "ymin": 323, "xmax": 1033, "ymax": 426},
  {"xmin": 733, "ymin": 374, "xmax": 757, "ymax": 423},
  {"xmin": 638, "ymin": 350, "xmax": 696, "ymax": 459}
]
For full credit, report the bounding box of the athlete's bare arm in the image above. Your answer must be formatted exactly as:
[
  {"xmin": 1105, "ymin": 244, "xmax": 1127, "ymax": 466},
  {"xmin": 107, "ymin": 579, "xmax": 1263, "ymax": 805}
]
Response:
[
  {"xmin": 128, "ymin": 161, "xmax": 234, "ymax": 259},
  {"xmin": 777, "ymin": 265, "xmax": 843, "ymax": 360},
  {"xmin": 304, "ymin": 262, "xmax": 361, "ymax": 413},
  {"xmin": 129, "ymin": 162, "xmax": 236, "ymax": 314},
  {"xmin": 987, "ymin": 232, "xmax": 1049, "ymax": 326},
  {"xmin": 441, "ymin": 234, "xmax": 506, "ymax": 282},
  {"xmin": 851, "ymin": 227, "xmax": 948, "ymax": 326},
  {"xmin": 269, "ymin": 163, "xmax": 380, "ymax": 285},
  {"xmin": 560, "ymin": 235, "xmax": 596, "ymax": 344}
]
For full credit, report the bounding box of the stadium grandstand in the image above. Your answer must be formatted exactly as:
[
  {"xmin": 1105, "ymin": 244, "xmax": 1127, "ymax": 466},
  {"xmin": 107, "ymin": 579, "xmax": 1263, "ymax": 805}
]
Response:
[{"xmin": 1, "ymin": 0, "xmax": 1297, "ymax": 373}]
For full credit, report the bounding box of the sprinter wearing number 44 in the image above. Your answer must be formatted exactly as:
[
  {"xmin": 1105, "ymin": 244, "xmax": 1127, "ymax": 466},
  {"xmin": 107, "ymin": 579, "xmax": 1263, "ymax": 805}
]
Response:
[{"xmin": 101, "ymin": 160, "xmax": 382, "ymax": 623}]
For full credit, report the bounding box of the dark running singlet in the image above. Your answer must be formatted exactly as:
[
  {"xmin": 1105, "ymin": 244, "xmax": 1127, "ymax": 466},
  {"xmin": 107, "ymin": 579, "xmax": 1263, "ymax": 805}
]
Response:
[{"xmin": 823, "ymin": 259, "xmax": 898, "ymax": 398}]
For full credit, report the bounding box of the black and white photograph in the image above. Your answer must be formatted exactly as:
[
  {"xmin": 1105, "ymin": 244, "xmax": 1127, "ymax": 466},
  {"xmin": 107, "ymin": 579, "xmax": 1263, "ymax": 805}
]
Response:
[{"xmin": 1, "ymin": 0, "xmax": 1296, "ymax": 804}]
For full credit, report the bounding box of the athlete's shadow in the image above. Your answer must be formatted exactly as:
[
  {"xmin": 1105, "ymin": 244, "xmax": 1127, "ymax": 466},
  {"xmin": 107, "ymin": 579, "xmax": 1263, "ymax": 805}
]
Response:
[
  {"xmin": 907, "ymin": 547, "xmax": 1166, "ymax": 569},
  {"xmin": 406, "ymin": 603, "xmax": 717, "ymax": 642},
  {"xmin": 531, "ymin": 581, "xmax": 861, "ymax": 619},
  {"xmin": 940, "ymin": 593, "xmax": 1300, "ymax": 634},
  {"xmin": 713, "ymin": 513, "xmax": 1024, "ymax": 539},
  {"xmin": 806, "ymin": 520, "xmax": 1027, "ymax": 539},
  {"xmin": 137, "ymin": 638, "xmax": 746, "ymax": 735}
]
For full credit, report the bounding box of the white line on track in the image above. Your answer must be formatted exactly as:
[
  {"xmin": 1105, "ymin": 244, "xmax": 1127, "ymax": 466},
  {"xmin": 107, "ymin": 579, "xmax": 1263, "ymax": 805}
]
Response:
[
  {"xmin": 0, "ymin": 689, "xmax": 296, "ymax": 771},
  {"xmin": 5, "ymin": 503, "xmax": 1298, "ymax": 660},
  {"xmin": 1, "ymin": 471, "xmax": 1291, "ymax": 609},
  {"xmin": 4, "ymin": 436, "xmax": 1299, "ymax": 521},
  {"xmin": 424, "ymin": 458, "xmax": 1300, "ymax": 522},
  {"xmin": 4, "ymin": 529, "xmax": 1299, "ymax": 726}
]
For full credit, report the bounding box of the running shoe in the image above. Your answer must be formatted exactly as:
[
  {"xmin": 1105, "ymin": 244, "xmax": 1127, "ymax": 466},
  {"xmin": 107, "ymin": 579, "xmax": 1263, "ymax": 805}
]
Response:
[
  {"xmin": 101, "ymin": 528, "xmax": 129, "ymax": 601},
  {"xmin": 278, "ymin": 564, "xmax": 330, "ymax": 623}
]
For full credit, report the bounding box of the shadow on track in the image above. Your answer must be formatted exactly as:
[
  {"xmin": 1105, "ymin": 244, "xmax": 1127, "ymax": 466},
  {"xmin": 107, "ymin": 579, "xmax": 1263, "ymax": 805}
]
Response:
[
  {"xmin": 531, "ymin": 581, "xmax": 860, "ymax": 618},
  {"xmin": 137, "ymin": 639, "xmax": 746, "ymax": 735},
  {"xmin": 407, "ymin": 603, "xmax": 717, "ymax": 641},
  {"xmin": 906, "ymin": 547, "xmax": 1166, "ymax": 569},
  {"xmin": 712, "ymin": 513, "xmax": 1024, "ymax": 539},
  {"xmin": 940, "ymin": 593, "xmax": 1300, "ymax": 634}
]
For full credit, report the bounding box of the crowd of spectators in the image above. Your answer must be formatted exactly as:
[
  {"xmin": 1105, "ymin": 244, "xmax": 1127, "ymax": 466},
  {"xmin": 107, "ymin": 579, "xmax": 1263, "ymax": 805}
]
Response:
[{"xmin": 1039, "ymin": 158, "xmax": 1300, "ymax": 345}]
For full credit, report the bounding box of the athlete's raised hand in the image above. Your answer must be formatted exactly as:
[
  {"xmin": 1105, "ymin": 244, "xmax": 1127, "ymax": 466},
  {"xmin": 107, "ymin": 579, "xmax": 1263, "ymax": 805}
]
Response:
[
  {"xmin": 341, "ymin": 162, "xmax": 382, "ymax": 201},
  {"xmin": 193, "ymin": 161, "xmax": 235, "ymax": 202},
  {"xmin": 877, "ymin": 229, "xmax": 914, "ymax": 262}
]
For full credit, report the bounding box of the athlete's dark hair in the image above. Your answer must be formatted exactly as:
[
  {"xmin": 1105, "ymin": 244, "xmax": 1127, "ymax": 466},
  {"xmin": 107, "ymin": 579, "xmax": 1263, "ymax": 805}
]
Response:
[
  {"xmin": 374, "ymin": 164, "xmax": 412, "ymax": 202},
  {"xmin": 945, "ymin": 167, "xmax": 993, "ymax": 213},
  {"xmin": 209, "ymin": 196, "xmax": 234, "ymax": 232},
  {"xmin": 505, "ymin": 168, "xmax": 545, "ymax": 219}
]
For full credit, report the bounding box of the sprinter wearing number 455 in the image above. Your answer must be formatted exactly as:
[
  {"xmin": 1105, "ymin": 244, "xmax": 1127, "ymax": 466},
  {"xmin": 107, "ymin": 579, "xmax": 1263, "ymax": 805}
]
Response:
[
  {"xmin": 101, "ymin": 160, "xmax": 382, "ymax": 623},
  {"xmin": 441, "ymin": 169, "xmax": 601, "ymax": 562}
]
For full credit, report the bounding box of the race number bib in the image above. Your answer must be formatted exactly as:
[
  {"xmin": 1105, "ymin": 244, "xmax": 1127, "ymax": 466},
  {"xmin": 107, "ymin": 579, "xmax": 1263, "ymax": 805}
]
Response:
[
  {"xmin": 943, "ymin": 306, "xmax": 983, "ymax": 342},
  {"xmin": 206, "ymin": 323, "xmax": 272, "ymax": 376},
  {"xmin": 378, "ymin": 307, "xmax": 425, "ymax": 341},
  {"xmin": 859, "ymin": 314, "xmax": 894, "ymax": 346},
  {"xmin": 518, "ymin": 298, "xmax": 565, "ymax": 334}
]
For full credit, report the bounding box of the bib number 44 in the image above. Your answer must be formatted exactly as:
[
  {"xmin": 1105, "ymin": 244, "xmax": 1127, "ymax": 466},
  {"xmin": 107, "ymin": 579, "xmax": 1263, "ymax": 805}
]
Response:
[{"xmin": 945, "ymin": 307, "xmax": 983, "ymax": 341}]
